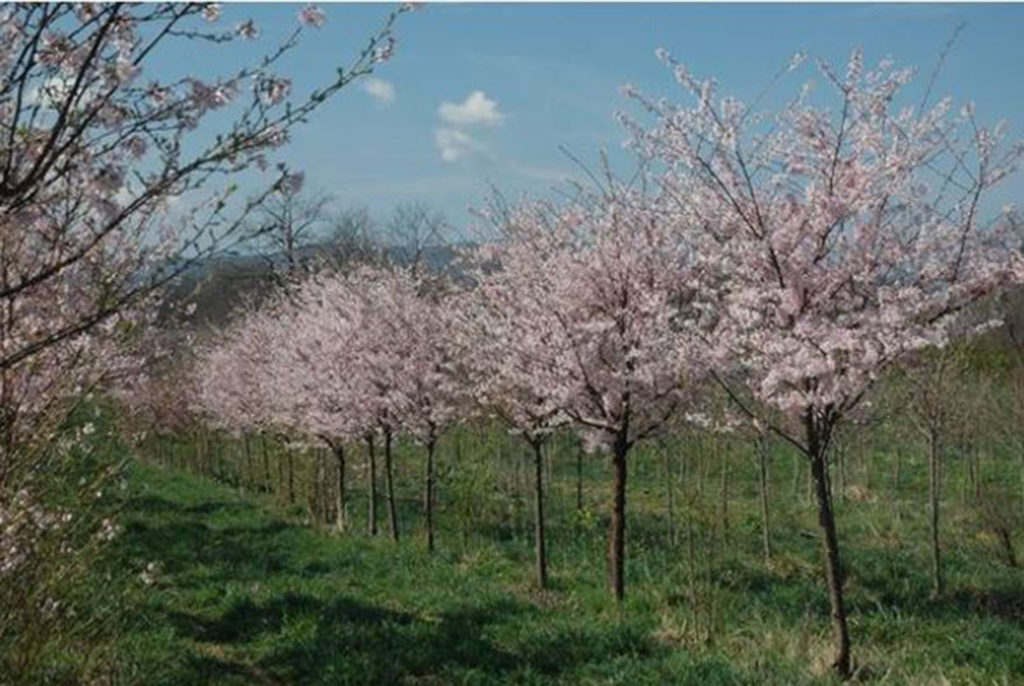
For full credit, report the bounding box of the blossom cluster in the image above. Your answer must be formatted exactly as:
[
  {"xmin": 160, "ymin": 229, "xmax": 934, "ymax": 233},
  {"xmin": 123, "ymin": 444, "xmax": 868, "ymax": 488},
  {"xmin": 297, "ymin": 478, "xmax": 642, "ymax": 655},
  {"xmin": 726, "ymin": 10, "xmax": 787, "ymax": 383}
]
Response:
[
  {"xmin": 194, "ymin": 266, "xmax": 461, "ymax": 449},
  {"xmin": 621, "ymin": 49, "xmax": 1024, "ymax": 428}
]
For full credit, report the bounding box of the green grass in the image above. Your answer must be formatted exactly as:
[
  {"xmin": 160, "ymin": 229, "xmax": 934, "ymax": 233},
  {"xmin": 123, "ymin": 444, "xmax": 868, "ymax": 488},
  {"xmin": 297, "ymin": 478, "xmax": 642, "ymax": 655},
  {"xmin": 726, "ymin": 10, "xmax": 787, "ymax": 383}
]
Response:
[{"xmin": 103, "ymin": 431, "xmax": 1024, "ymax": 685}]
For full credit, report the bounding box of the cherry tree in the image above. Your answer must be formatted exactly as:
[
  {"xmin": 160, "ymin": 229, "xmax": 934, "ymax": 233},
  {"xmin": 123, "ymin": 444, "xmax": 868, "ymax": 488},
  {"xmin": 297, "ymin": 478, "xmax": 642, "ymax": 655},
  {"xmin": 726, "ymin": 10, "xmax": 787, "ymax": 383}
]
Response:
[
  {"xmin": 343, "ymin": 268, "xmax": 425, "ymax": 543},
  {"xmin": 194, "ymin": 263, "xmax": 462, "ymax": 548},
  {"xmin": 368, "ymin": 270, "xmax": 463, "ymax": 554},
  {"xmin": 0, "ymin": 9, "xmax": 412, "ymax": 647},
  {"xmin": 0, "ymin": 2, "xmax": 409, "ymax": 468},
  {"xmin": 468, "ymin": 188, "xmax": 702, "ymax": 600},
  {"xmin": 451, "ymin": 275, "xmax": 568, "ymax": 587},
  {"xmin": 622, "ymin": 49, "xmax": 1024, "ymax": 676},
  {"xmin": 896, "ymin": 343, "xmax": 975, "ymax": 599},
  {"xmin": 194, "ymin": 272, "xmax": 368, "ymax": 530},
  {"xmin": 289, "ymin": 266, "xmax": 463, "ymax": 549},
  {"xmin": 273, "ymin": 274, "xmax": 374, "ymax": 531}
]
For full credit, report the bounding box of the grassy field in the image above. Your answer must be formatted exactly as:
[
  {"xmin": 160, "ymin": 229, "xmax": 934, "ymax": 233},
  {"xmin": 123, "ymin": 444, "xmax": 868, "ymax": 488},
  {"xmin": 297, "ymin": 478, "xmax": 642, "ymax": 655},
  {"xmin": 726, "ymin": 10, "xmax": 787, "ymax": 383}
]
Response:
[{"xmin": 98, "ymin": 429, "xmax": 1024, "ymax": 685}]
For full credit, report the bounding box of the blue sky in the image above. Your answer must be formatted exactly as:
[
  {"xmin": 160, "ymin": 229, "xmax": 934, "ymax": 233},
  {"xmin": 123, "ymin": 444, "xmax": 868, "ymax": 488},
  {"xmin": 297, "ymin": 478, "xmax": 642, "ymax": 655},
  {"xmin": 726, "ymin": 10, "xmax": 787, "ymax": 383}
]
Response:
[{"xmin": 181, "ymin": 2, "xmax": 1024, "ymax": 237}]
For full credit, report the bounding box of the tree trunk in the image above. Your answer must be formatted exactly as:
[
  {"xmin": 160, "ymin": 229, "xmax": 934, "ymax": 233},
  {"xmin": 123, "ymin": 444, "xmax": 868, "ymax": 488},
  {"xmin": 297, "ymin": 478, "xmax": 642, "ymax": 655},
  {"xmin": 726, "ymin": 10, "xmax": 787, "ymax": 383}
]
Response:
[
  {"xmin": 807, "ymin": 418, "xmax": 852, "ymax": 679},
  {"xmin": 531, "ymin": 440, "xmax": 548, "ymax": 588},
  {"xmin": 835, "ymin": 437, "xmax": 847, "ymax": 503},
  {"xmin": 806, "ymin": 452, "xmax": 814, "ymax": 503},
  {"xmin": 334, "ymin": 443, "xmax": 347, "ymax": 531},
  {"xmin": 756, "ymin": 432, "xmax": 773, "ymax": 564},
  {"xmin": 276, "ymin": 440, "xmax": 286, "ymax": 501},
  {"xmin": 1020, "ymin": 449, "xmax": 1024, "ymax": 521},
  {"xmin": 928, "ymin": 428, "xmax": 943, "ymax": 599},
  {"xmin": 366, "ymin": 435, "xmax": 378, "ymax": 536},
  {"xmin": 664, "ymin": 445, "xmax": 677, "ymax": 548},
  {"xmin": 891, "ymin": 447, "xmax": 902, "ymax": 522},
  {"xmin": 312, "ymin": 449, "xmax": 324, "ymax": 522},
  {"xmin": 384, "ymin": 428, "xmax": 399, "ymax": 542},
  {"xmin": 576, "ymin": 444, "xmax": 584, "ymax": 512},
  {"xmin": 286, "ymin": 451, "xmax": 295, "ymax": 505},
  {"xmin": 719, "ymin": 448, "xmax": 730, "ymax": 542},
  {"xmin": 424, "ymin": 438, "xmax": 436, "ymax": 554},
  {"xmin": 243, "ymin": 435, "xmax": 253, "ymax": 489},
  {"xmin": 609, "ymin": 434, "xmax": 629, "ymax": 602},
  {"xmin": 792, "ymin": 450, "xmax": 801, "ymax": 504},
  {"xmin": 262, "ymin": 435, "xmax": 271, "ymax": 493},
  {"xmin": 997, "ymin": 526, "xmax": 1018, "ymax": 567},
  {"xmin": 695, "ymin": 436, "xmax": 704, "ymax": 497}
]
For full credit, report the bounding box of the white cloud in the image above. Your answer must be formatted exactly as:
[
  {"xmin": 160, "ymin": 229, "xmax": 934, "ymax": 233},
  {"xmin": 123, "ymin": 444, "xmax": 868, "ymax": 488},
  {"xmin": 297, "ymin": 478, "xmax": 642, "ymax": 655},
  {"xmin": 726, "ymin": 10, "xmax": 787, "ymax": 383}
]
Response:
[
  {"xmin": 362, "ymin": 78, "xmax": 395, "ymax": 106},
  {"xmin": 438, "ymin": 90, "xmax": 504, "ymax": 127},
  {"xmin": 435, "ymin": 127, "xmax": 484, "ymax": 163}
]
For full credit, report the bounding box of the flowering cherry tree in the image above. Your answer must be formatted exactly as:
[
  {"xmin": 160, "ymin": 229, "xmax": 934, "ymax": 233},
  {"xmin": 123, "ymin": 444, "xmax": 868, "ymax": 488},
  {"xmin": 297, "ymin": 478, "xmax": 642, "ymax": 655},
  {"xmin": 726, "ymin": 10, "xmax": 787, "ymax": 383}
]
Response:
[
  {"xmin": 0, "ymin": 1, "xmax": 409, "ymax": 486},
  {"xmin": 451, "ymin": 280, "xmax": 569, "ymax": 588},
  {"xmin": 194, "ymin": 275, "xmax": 365, "ymax": 530},
  {"xmin": 194, "ymin": 263, "xmax": 463, "ymax": 550},
  {"xmin": 468, "ymin": 188, "xmax": 702, "ymax": 600},
  {"xmin": 623, "ymin": 49, "xmax": 1024, "ymax": 676},
  {"xmin": 367, "ymin": 270, "xmax": 463, "ymax": 554}
]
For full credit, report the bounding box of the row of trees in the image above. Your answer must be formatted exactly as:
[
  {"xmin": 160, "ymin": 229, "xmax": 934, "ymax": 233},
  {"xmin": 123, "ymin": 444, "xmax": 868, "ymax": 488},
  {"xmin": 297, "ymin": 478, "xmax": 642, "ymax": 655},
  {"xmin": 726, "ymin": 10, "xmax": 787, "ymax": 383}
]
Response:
[{"xmin": 185, "ymin": 49, "xmax": 1024, "ymax": 679}]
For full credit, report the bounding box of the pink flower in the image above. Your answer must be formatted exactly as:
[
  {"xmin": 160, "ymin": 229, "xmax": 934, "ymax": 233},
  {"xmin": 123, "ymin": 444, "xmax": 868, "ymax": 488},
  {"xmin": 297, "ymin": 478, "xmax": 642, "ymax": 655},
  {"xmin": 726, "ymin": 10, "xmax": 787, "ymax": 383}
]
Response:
[
  {"xmin": 260, "ymin": 77, "xmax": 291, "ymax": 106},
  {"xmin": 124, "ymin": 137, "xmax": 147, "ymax": 160},
  {"xmin": 373, "ymin": 37, "xmax": 396, "ymax": 63},
  {"xmin": 202, "ymin": 3, "xmax": 222, "ymax": 23},
  {"xmin": 298, "ymin": 5, "xmax": 326, "ymax": 29}
]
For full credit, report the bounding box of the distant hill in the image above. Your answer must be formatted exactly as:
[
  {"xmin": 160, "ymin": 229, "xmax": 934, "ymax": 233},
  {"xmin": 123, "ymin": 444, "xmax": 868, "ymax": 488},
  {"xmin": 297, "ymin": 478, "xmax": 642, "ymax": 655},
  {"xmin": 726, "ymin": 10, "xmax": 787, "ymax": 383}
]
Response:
[{"xmin": 160, "ymin": 242, "xmax": 468, "ymax": 330}]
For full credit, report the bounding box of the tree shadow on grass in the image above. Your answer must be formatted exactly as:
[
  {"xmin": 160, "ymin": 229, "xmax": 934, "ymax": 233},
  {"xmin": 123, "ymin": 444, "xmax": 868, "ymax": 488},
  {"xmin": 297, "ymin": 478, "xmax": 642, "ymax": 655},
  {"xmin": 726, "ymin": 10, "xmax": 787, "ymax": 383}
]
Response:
[
  {"xmin": 850, "ymin": 558, "xmax": 1024, "ymax": 624},
  {"xmin": 164, "ymin": 593, "xmax": 531, "ymax": 684},
  {"xmin": 118, "ymin": 482, "xmax": 681, "ymax": 684},
  {"xmin": 119, "ymin": 518, "xmax": 305, "ymax": 582},
  {"xmin": 166, "ymin": 591, "xmax": 676, "ymax": 685},
  {"xmin": 127, "ymin": 494, "xmax": 256, "ymax": 517}
]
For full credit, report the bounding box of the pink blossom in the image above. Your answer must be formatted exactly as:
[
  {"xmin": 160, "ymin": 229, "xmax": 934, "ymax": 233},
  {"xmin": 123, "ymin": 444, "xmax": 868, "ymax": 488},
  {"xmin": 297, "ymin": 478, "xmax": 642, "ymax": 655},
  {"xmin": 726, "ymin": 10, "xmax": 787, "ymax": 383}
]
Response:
[
  {"xmin": 202, "ymin": 3, "xmax": 222, "ymax": 23},
  {"xmin": 298, "ymin": 5, "xmax": 327, "ymax": 29}
]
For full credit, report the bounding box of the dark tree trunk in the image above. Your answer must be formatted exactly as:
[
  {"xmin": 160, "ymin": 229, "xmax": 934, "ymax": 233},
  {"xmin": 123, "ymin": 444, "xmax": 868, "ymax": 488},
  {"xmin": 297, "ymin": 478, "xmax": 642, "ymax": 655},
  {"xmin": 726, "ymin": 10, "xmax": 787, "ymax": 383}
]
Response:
[
  {"xmin": 576, "ymin": 444, "xmax": 584, "ymax": 512},
  {"xmin": 791, "ymin": 450, "xmax": 801, "ymax": 504},
  {"xmin": 384, "ymin": 428, "xmax": 399, "ymax": 542},
  {"xmin": 835, "ymin": 436, "xmax": 847, "ymax": 503},
  {"xmin": 277, "ymin": 440, "xmax": 286, "ymax": 500},
  {"xmin": 695, "ymin": 436, "xmax": 704, "ymax": 497},
  {"xmin": 262, "ymin": 435, "xmax": 271, "ymax": 493},
  {"xmin": 756, "ymin": 432, "xmax": 773, "ymax": 564},
  {"xmin": 424, "ymin": 438, "xmax": 436, "ymax": 554},
  {"xmin": 806, "ymin": 452, "xmax": 814, "ymax": 503},
  {"xmin": 807, "ymin": 414, "xmax": 852, "ymax": 679},
  {"xmin": 286, "ymin": 451, "xmax": 295, "ymax": 505},
  {"xmin": 334, "ymin": 443, "xmax": 347, "ymax": 531},
  {"xmin": 928, "ymin": 428, "xmax": 943, "ymax": 599},
  {"xmin": 312, "ymin": 450, "xmax": 324, "ymax": 522},
  {"xmin": 664, "ymin": 445, "xmax": 677, "ymax": 548},
  {"xmin": 719, "ymin": 448, "xmax": 730, "ymax": 542},
  {"xmin": 531, "ymin": 440, "xmax": 548, "ymax": 588},
  {"xmin": 609, "ymin": 433, "xmax": 629, "ymax": 602},
  {"xmin": 997, "ymin": 526, "xmax": 1018, "ymax": 567},
  {"xmin": 366, "ymin": 435, "xmax": 378, "ymax": 536},
  {"xmin": 243, "ymin": 435, "xmax": 253, "ymax": 488},
  {"xmin": 1020, "ymin": 449, "xmax": 1024, "ymax": 521}
]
